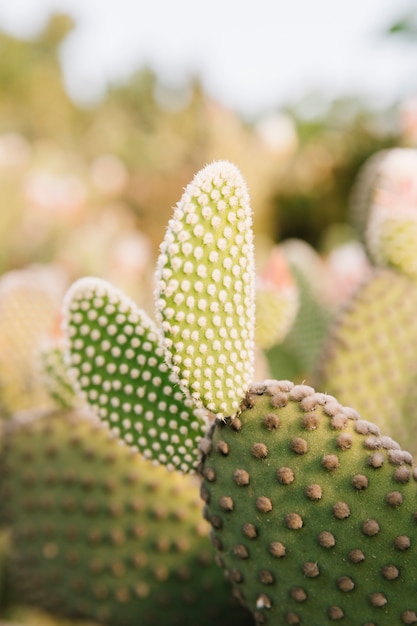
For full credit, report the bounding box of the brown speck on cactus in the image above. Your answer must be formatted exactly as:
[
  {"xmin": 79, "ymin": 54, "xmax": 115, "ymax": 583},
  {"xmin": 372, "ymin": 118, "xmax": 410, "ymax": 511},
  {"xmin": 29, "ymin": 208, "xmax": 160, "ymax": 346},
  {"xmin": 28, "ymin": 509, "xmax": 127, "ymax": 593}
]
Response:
[
  {"xmin": 285, "ymin": 513, "xmax": 303, "ymax": 529},
  {"xmin": 291, "ymin": 436, "xmax": 308, "ymax": 454},
  {"xmin": 262, "ymin": 412, "xmax": 281, "ymax": 429},
  {"xmin": 362, "ymin": 519, "xmax": 380, "ymax": 536},
  {"xmin": 402, "ymin": 610, "xmax": 417, "ymax": 624},
  {"xmin": 252, "ymin": 442, "xmax": 268, "ymax": 458},
  {"xmin": 394, "ymin": 466, "xmax": 411, "ymax": 483},
  {"xmin": 322, "ymin": 453, "xmax": 340, "ymax": 471},
  {"xmin": 327, "ymin": 605, "xmax": 344, "ymax": 620},
  {"xmin": 215, "ymin": 440, "xmax": 229, "ymax": 456},
  {"xmin": 369, "ymin": 592, "xmax": 388, "ymax": 607},
  {"xmin": 368, "ymin": 452, "xmax": 385, "ymax": 468},
  {"xmin": 381, "ymin": 564, "xmax": 400, "ymax": 580},
  {"xmin": 318, "ymin": 530, "xmax": 336, "ymax": 548},
  {"xmin": 305, "ymin": 483, "xmax": 323, "ymax": 500},
  {"xmin": 301, "ymin": 413, "xmax": 320, "ymax": 430},
  {"xmin": 234, "ymin": 468, "xmax": 250, "ymax": 486},
  {"xmin": 290, "ymin": 587, "xmax": 308, "ymax": 602},
  {"xmin": 256, "ymin": 496, "xmax": 273, "ymax": 513},
  {"xmin": 386, "ymin": 490, "xmax": 403, "ymax": 507},
  {"xmin": 277, "ymin": 466, "xmax": 295, "ymax": 484},
  {"xmin": 233, "ymin": 544, "xmax": 249, "ymax": 559},
  {"xmin": 219, "ymin": 496, "xmax": 234, "ymax": 512},
  {"xmin": 332, "ymin": 501, "xmax": 351, "ymax": 519},
  {"xmin": 337, "ymin": 575, "xmax": 355, "ymax": 592},
  {"xmin": 302, "ymin": 561, "xmax": 320, "ymax": 577},
  {"xmin": 242, "ymin": 522, "xmax": 258, "ymax": 539},
  {"xmin": 336, "ymin": 432, "xmax": 353, "ymax": 449},
  {"xmin": 269, "ymin": 541, "xmax": 286, "ymax": 557},
  {"xmin": 351, "ymin": 473, "xmax": 369, "ymax": 490},
  {"xmin": 259, "ymin": 570, "xmax": 274, "ymax": 585}
]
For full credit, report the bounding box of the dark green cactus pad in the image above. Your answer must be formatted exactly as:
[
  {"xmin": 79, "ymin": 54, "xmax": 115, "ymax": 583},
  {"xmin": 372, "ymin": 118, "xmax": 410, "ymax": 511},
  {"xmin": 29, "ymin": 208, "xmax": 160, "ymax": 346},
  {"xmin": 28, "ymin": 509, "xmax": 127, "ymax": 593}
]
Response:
[
  {"xmin": 313, "ymin": 269, "xmax": 417, "ymax": 454},
  {"xmin": 200, "ymin": 379, "xmax": 417, "ymax": 625},
  {"xmin": 1, "ymin": 410, "xmax": 252, "ymax": 626},
  {"xmin": 62, "ymin": 277, "xmax": 208, "ymax": 472}
]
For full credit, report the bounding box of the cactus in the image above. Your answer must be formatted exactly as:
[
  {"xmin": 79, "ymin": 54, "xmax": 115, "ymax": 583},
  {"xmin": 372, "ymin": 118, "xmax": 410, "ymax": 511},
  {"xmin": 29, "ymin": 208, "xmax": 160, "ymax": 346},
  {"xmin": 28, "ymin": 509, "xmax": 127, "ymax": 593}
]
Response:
[
  {"xmin": 61, "ymin": 160, "xmax": 417, "ymax": 625},
  {"xmin": 312, "ymin": 269, "xmax": 417, "ymax": 454},
  {"xmin": 0, "ymin": 265, "xmax": 66, "ymax": 417},
  {"xmin": 201, "ymin": 380, "xmax": 417, "ymax": 625},
  {"xmin": 1, "ymin": 409, "xmax": 252, "ymax": 625},
  {"xmin": 350, "ymin": 147, "xmax": 417, "ymax": 280}
]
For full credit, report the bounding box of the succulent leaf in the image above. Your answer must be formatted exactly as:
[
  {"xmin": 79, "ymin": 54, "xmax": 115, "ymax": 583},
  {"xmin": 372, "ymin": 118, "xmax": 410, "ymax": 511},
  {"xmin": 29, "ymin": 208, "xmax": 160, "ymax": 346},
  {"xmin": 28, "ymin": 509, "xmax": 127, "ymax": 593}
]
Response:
[
  {"xmin": 155, "ymin": 160, "xmax": 256, "ymax": 419},
  {"xmin": 62, "ymin": 277, "xmax": 207, "ymax": 472},
  {"xmin": 200, "ymin": 379, "xmax": 417, "ymax": 625}
]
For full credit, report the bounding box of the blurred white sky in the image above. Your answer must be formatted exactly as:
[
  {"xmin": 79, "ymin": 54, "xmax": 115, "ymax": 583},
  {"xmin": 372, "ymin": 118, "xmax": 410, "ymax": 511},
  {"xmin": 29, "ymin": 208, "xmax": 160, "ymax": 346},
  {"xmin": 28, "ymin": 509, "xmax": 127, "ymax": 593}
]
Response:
[{"xmin": 0, "ymin": 0, "xmax": 416, "ymax": 118}]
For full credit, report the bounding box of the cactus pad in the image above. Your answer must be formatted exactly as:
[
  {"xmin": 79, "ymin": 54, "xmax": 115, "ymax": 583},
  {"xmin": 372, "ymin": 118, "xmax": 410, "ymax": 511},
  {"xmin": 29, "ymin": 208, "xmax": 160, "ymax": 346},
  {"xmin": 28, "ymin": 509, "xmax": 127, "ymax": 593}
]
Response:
[
  {"xmin": 200, "ymin": 379, "xmax": 417, "ymax": 625},
  {"xmin": 154, "ymin": 160, "xmax": 256, "ymax": 419},
  {"xmin": 313, "ymin": 269, "xmax": 417, "ymax": 453},
  {"xmin": 1, "ymin": 410, "xmax": 252, "ymax": 625},
  {"xmin": 62, "ymin": 277, "xmax": 207, "ymax": 472}
]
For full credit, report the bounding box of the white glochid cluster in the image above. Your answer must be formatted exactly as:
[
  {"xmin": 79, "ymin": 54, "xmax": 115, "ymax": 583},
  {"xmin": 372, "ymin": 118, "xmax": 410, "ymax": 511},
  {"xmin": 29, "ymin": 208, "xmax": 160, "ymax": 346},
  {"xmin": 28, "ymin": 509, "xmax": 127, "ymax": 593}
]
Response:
[
  {"xmin": 154, "ymin": 161, "xmax": 256, "ymax": 419},
  {"xmin": 62, "ymin": 277, "xmax": 207, "ymax": 473}
]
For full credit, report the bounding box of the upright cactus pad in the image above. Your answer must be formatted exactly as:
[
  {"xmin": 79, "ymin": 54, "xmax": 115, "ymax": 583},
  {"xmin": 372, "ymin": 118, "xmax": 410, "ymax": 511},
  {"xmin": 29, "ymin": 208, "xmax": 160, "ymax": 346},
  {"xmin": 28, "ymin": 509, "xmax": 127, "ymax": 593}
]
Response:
[
  {"xmin": 1, "ymin": 410, "xmax": 252, "ymax": 626},
  {"xmin": 154, "ymin": 160, "xmax": 256, "ymax": 419},
  {"xmin": 62, "ymin": 277, "xmax": 207, "ymax": 472},
  {"xmin": 200, "ymin": 380, "xmax": 417, "ymax": 625},
  {"xmin": 313, "ymin": 269, "xmax": 417, "ymax": 453}
]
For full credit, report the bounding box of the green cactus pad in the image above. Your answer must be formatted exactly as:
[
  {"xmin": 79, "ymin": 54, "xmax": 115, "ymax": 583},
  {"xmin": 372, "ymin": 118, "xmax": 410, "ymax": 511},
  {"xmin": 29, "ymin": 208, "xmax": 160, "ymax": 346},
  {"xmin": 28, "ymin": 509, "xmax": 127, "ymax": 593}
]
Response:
[
  {"xmin": 200, "ymin": 379, "xmax": 417, "ymax": 625},
  {"xmin": 154, "ymin": 160, "xmax": 256, "ymax": 419},
  {"xmin": 62, "ymin": 277, "xmax": 207, "ymax": 472},
  {"xmin": 1, "ymin": 410, "xmax": 252, "ymax": 626},
  {"xmin": 313, "ymin": 269, "xmax": 417, "ymax": 453}
]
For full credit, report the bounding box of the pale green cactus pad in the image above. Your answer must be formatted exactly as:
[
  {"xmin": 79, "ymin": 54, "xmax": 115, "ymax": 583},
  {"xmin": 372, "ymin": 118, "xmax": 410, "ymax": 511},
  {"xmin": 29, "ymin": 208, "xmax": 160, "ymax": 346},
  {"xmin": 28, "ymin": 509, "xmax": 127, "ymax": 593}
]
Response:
[
  {"xmin": 1, "ymin": 410, "xmax": 253, "ymax": 626},
  {"xmin": 154, "ymin": 160, "xmax": 256, "ymax": 419},
  {"xmin": 0, "ymin": 266, "xmax": 65, "ymax": 416},
  {"xmin": 62, "ymin": 277, "xmax": 207, "ymax": 472},
  {"xmin": 367, "ymin": 214, "xmax": 417, "ymax": 280},
  {"xmin": 349, "ymin": 147, "xmax": 417, "ymax": 279},
  {"xmin": 200, "ymin": 379, "xmax": 417, "ymax": 625},
  {"xmin": 313, "ymin": 269, "xmax": 417, "ymax": 454}
]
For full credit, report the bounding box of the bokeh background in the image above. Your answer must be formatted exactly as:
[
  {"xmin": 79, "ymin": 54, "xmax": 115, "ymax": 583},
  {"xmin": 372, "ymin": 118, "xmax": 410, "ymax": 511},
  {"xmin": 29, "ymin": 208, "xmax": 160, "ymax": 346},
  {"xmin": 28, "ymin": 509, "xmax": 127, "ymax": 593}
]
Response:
[
  {"xmin": 0, "ymin": 0, "xmax": 415, "ymax": 388},
  {"xmin": 0, "ymin": 0, "xmax": 416, "ymax": 309}
]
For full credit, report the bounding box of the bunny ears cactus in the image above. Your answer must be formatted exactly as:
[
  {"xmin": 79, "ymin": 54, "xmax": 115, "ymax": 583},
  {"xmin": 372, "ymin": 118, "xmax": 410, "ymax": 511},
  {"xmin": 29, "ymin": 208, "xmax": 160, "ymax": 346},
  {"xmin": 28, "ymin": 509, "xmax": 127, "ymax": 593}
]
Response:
[
  {"xmin": 154, "ymin": 160, "xmax": 256, "ymax": 419},
  {"xmin": 62, "ymin": 161, "xmax": 256, "ymax": 472}
]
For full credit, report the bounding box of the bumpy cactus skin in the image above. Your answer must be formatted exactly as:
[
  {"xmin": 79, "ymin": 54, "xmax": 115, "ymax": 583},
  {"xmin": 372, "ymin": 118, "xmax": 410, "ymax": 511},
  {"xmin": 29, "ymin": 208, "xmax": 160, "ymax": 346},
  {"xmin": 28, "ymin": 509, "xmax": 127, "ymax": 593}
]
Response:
[
  {"xmin": 200, "ymin": 380, "xmax": 417, "ymax": 625},
  {"xmin": 313, "ymin": 269, "xmax": 417, "ymax": 454},
  {"xmin": 63, "ymin": 277, "xmax": 207, "ymax": 473},
  {"xmin": 1, "ymin": 410, "xmax": 252, "ymax": 626},
  {"xmin": 154, "ymin": 160, "xmax": 256, "ymax": 420}
]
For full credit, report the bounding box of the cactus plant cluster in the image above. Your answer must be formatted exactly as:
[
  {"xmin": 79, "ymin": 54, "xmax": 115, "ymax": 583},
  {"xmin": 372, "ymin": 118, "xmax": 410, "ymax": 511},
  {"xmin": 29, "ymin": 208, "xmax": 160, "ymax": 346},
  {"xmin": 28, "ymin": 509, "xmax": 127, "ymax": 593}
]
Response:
[{"xmin": 2, "ymin": 154, "xmax": 417, "ymax": 625}]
